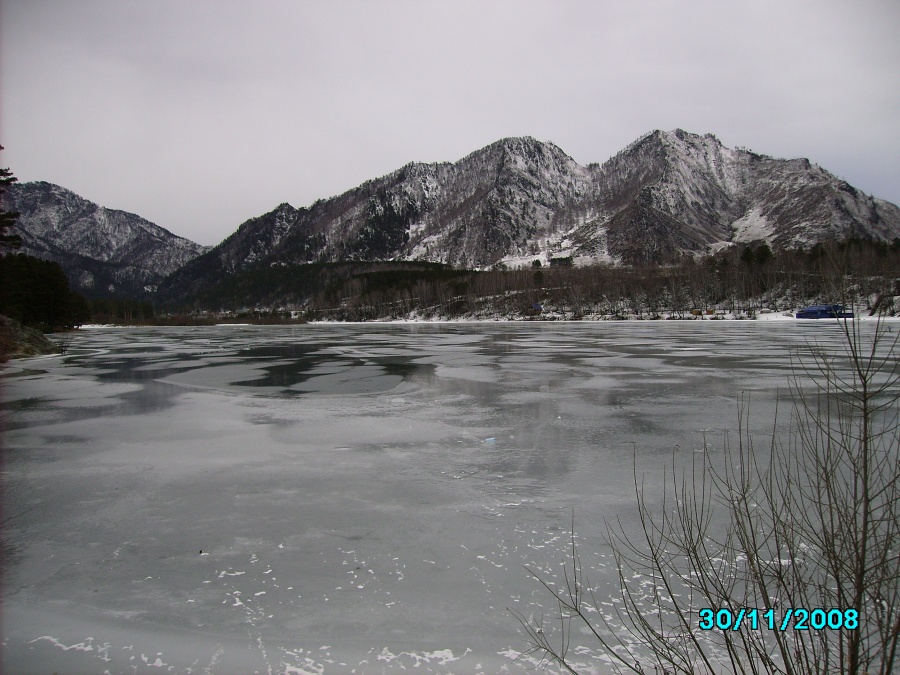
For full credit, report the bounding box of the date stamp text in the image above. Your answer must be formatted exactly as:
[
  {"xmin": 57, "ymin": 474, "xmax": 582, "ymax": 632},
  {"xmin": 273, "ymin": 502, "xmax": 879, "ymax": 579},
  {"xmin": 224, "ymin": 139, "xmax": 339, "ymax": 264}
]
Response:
[{"xmin": 698, "ymin": 608, "xmax": 858, "ymax": 632}]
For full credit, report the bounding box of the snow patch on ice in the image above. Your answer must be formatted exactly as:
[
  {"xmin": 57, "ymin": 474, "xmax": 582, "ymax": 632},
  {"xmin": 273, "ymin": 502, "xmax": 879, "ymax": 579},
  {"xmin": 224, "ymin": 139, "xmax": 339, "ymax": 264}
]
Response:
[
  {"xmin": 375, "ymin": 646, "xmax": 469, "ymax": 667},
  {"xmin": 28, "ymin": 635, "xmax": 95, "ymax": 652}
]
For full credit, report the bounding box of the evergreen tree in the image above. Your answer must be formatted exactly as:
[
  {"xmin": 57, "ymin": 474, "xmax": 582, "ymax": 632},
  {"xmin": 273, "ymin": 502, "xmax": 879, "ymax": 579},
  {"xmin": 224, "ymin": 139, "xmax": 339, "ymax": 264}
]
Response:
[
  {"xmin": 0, "ymin": 254, "xmax": 90, "ymax": 331},
  {"xmin": 0, "ymin": 145, "xmax": 23, "ymax": 252}
]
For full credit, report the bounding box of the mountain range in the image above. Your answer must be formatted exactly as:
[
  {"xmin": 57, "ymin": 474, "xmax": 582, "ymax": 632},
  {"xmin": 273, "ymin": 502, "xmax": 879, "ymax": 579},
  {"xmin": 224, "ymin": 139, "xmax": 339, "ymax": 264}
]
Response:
[
  {"xmin": 5, "ymin": 129, "xmax": 900, "ymax": 302},
  {"xmin": 2, "ymin": 181, "xmax": 208, "ymax": 297}
]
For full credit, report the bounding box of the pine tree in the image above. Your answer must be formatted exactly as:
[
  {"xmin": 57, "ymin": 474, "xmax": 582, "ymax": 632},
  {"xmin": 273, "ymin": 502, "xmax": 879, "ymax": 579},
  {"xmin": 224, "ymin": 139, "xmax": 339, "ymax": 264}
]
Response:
[{"xmin": 0, "ymin": 145, "xmax": 23, "ymax": 252}]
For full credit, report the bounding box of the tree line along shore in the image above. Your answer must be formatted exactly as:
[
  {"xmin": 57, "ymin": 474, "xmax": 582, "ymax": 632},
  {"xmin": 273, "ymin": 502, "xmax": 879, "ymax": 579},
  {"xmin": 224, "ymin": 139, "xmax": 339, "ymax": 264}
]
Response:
[{"xmin": 0, "ymin": 236, "xmax": 898, "ymax": 358}]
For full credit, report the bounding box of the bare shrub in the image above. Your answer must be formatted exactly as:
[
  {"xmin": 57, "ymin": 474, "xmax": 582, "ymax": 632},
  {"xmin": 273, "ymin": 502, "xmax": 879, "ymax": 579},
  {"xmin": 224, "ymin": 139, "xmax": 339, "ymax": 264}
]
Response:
[{"xmin": 515, "ymin": 310, "xmax": 900, "ymax": 674}]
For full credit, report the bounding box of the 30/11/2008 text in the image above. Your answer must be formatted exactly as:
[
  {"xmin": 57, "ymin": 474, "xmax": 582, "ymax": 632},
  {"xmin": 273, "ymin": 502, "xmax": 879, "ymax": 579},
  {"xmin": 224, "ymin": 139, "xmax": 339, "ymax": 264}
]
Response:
[{"xmin": 698, "ymin": 608, "xmax": 858, "ymax": 632}]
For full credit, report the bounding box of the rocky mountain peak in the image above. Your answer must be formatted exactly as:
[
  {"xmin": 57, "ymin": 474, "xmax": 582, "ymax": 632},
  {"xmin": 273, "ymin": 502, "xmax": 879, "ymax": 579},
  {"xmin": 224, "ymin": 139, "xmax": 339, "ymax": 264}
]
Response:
[
  {"xmin": 169, "ymin": 129, "xmax": 898, "ymax": 280},
  {"xmin": 13, "ymin": 130, "xmax": 900, "ymax": 305},
  {"xmin": 3, "ymin": 181, "xmax": 208, "ymax": 296}
]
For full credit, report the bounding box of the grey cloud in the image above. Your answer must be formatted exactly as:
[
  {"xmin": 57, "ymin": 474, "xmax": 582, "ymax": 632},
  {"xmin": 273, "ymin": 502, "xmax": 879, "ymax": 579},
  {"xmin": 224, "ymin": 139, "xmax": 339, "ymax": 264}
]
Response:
[{"xmin": 2, "ymin": 0, "xmax": 898, "ymax": 246}]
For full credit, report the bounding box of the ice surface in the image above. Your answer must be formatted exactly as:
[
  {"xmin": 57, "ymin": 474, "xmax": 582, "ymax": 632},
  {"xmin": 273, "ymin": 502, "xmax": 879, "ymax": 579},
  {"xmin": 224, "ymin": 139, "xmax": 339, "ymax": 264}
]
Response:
[{"xmin": 0, "ymin": 322, "xmax": 877, "ymax": 673}]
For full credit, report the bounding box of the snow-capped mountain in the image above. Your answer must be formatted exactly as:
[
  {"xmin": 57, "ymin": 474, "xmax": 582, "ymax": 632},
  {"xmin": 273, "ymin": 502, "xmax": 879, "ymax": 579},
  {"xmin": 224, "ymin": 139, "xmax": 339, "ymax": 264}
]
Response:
[
  {"xmin": 162, "ymin": 129, "xmax": 900, "ymax": 299},
  {"xmin": 10, "ymin": 130, "xmax": 899, "ymax": 304},
  {"xmin": 584, "ymin": 129, "xmax": 899, "ymax": 260},
  {"xmin": 3, "ymin": 181, "xmax": 208, "ymax": 296}
]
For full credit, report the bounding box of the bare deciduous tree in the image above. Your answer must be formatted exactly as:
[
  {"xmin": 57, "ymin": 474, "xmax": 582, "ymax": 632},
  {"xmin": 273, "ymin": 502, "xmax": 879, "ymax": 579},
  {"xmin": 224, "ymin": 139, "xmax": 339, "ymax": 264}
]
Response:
[{"xmin": 515, "ymin": 309, "xmax": 900, "ymax": 674}]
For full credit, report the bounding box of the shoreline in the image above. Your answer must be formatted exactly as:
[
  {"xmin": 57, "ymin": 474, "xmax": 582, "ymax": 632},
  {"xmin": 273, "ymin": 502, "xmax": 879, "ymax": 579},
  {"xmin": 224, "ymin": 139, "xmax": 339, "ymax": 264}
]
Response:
[{"xmin": 68, "ymin": 313, "xmax": 900, "ymax": 330}]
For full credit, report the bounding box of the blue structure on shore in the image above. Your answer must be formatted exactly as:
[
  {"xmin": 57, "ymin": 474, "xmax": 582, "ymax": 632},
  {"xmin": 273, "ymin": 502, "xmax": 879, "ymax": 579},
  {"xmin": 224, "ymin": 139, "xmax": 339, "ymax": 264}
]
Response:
[{"xmin": 795, "ymin": 304, "xmax": 854, "ymax": 319}]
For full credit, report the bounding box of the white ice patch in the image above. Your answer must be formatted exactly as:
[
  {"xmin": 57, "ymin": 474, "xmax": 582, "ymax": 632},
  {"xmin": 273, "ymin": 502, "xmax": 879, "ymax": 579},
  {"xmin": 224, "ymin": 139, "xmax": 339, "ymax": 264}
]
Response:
[
  {"xmin": 708, "ymin": 240, "xmax": 734, "ymax": 254},
  {"xmin": 731, "ymin": 207, "xmax": 774, "ymax": 244},
  {"xmin": 376, "ymin": 647, "xmax": 467, "ymax": 667},
  {"xmin": 28, "ymin": 635, "xmax": 95, "ymax": 652}
]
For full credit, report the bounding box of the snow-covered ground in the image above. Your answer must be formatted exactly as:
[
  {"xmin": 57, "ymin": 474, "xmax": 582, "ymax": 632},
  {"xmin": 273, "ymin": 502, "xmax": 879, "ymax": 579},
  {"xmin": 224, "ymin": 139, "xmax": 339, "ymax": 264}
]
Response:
[{"xmin": 0, "ymin": 322, "xmax": 890, "ymax": 673}]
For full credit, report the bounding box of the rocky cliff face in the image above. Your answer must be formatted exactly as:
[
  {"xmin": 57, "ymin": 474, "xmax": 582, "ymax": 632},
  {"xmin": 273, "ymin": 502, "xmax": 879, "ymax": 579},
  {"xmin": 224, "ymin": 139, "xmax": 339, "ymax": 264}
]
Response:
[
  {"xmin": 3, "ymin": 181, "xmax": 208, "ymax": 296},
  {"xmin": 11, "ymin": 131, "xmax": 900, "ymax": 305},
  {"xmin": 600, "ymin": 130, "xmax": 900, "ymax": 253},
  {"xmin": 163, "ymin": 129, "xmax": 900, "ymax": 300}
]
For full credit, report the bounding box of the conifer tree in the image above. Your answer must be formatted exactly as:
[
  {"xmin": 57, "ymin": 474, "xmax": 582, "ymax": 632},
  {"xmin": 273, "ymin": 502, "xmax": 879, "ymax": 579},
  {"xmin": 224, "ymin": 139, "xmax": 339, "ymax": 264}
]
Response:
[{"xmin": 0, "ymin": 145, "xmax": 23, "ymax": 252}]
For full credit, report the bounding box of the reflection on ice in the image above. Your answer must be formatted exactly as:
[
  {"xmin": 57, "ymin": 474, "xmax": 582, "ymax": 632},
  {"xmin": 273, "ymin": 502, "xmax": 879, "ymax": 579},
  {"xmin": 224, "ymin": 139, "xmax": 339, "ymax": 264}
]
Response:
[{"xmin": 0, "ymin": 321, "xmax": 873, "ymax": 673}]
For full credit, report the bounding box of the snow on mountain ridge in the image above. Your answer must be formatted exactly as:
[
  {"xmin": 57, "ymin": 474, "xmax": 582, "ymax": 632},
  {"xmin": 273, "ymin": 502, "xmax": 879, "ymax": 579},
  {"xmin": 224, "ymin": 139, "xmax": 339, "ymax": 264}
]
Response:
[
  {"xmin": 160, "ymin": 129, "xmax": 900, "ymax": 297},
  {"xmin": 9, "ymin": 131, "xmax": 900, "ymax": 304},
  {"xmin": 3, "ymin": 181, "xmax": 209, "ymax": 296}
]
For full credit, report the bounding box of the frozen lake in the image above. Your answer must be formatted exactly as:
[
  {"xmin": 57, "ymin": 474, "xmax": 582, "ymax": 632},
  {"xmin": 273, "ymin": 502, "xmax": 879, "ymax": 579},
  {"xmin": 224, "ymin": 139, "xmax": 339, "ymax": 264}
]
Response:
[{"xmin": 0, "ymin": 321, "xmax": 864, "ymax": 673}]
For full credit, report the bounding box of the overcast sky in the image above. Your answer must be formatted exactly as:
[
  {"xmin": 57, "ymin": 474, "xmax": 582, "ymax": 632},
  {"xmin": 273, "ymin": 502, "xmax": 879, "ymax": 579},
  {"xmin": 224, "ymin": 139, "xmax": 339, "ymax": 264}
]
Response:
[{"xmin": 2, "ymin": 0, "xmax": 899, "ymax": 246}]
